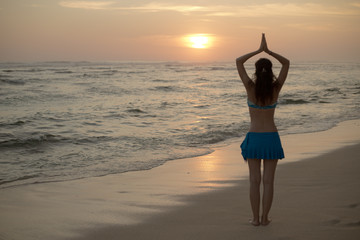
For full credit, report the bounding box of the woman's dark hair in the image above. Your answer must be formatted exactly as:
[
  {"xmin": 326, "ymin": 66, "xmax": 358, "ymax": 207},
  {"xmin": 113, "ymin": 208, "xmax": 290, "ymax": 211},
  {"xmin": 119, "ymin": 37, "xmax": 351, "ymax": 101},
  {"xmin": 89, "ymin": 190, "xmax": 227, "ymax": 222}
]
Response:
[{"xmin": 254, "ymin": 58, "xmax": 277, "ymax": 105}]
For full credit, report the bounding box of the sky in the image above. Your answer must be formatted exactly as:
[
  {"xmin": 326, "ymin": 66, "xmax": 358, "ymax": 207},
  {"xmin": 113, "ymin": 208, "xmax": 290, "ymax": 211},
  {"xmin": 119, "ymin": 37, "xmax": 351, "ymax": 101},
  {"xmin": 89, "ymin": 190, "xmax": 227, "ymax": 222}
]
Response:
[{"xmin": 1, "ymin": 0, "xmax": 360, "ymax": 62}]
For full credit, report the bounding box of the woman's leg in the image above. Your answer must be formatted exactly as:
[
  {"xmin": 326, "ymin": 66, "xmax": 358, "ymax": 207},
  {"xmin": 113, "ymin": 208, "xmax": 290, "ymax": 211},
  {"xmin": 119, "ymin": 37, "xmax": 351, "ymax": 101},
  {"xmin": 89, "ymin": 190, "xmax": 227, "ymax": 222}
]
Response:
[
  {"xmin": 248, "ymin": 158, "xmax": 261, "ymax": 226},
  {"xmin": 261, "ymin": 159, "xmax": 278, "ymax": 225}
]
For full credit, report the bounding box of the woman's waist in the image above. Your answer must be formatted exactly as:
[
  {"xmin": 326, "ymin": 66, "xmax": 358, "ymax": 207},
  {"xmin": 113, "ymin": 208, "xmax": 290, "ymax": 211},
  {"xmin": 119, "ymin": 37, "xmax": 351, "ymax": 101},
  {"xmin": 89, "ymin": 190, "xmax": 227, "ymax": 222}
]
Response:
[
  {"xmin": 249, "ymin": 125, "xmax": 278, "ymax": 133},
  {"xmin": 249, "ymin": 122, "xmax": 277, "ymax": 132}
]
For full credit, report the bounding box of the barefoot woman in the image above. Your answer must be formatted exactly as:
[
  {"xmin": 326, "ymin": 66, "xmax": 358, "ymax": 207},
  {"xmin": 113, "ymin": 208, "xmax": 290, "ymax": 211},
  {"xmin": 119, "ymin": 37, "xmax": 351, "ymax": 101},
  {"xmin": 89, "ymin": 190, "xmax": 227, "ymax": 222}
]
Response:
[{"xmin": 236, "ymin": 34, "xmax": 290, "ymax": 226}]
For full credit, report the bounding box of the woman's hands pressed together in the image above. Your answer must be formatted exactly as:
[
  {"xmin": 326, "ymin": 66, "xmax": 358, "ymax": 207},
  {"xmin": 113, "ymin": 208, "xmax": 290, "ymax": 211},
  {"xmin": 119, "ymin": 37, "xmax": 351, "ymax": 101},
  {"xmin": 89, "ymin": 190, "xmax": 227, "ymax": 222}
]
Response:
[{"xmin": 260, "ymin": 33, "xmax": 270, "ymax": 54}]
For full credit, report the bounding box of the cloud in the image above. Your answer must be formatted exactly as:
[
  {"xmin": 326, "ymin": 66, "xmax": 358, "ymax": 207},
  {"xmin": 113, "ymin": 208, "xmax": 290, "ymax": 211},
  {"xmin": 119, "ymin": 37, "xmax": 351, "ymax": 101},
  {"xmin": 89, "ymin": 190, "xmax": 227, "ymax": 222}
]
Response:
[
  {"xmin": 286, "ymin": 23, "xmax": 334, "ymax": 32},
  {"xmin": 205, "ymin": 3, "xmax": 360, "ymax": 17},
  {"xmin": 59, "ymin": 1, "xmax": 115, "ymax": 10},
  {"xmin": 351, "ymin": 2, "xmax": 360, "ymax": 8},
  {"xmin": 58, "ymin": 1, "xmax": 360, "ymax": 17},
  {"xmin": 59, "ymin": 1, "xmax": 208, "ymax": 13},
  {"xmin": 116, "ymin": 3, "xmax": 207, "ymax": 13}
]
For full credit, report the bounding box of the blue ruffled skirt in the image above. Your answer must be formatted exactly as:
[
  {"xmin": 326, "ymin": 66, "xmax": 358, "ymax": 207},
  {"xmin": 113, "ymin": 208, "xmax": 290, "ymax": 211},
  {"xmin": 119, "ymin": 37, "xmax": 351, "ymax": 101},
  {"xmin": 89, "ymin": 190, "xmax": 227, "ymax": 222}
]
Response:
[{"xmin": 240, "ymin": 132, "xmax": 284, "ymax": 161}]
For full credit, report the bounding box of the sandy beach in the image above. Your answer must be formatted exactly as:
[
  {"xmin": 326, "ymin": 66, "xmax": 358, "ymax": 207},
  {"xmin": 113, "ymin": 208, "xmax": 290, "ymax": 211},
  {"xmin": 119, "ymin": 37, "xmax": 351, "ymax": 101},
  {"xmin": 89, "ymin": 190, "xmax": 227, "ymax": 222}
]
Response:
[{"xmin": 1, "ymin": 119, "xmax": 360, "ymax": 240}]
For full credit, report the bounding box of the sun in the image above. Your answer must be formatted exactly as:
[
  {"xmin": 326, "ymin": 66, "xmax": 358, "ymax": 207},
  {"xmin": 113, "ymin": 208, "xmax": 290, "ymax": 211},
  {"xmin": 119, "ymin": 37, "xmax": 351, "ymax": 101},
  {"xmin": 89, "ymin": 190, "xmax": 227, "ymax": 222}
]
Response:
[
  {"xmin": 185, "ymin": 34, "xmax": 212, "ymax": 49},
  {"xmin": 189, "ymin": 35, "xmax": 208, "ymax": 48}
]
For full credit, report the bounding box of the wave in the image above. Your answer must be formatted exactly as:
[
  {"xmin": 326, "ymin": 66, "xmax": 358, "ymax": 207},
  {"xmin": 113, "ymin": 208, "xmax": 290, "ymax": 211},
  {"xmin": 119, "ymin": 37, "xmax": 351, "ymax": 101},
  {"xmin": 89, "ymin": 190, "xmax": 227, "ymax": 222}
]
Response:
[
  {"xmin": 54, "ymin": 70, "xmax": 73, "ymax": 74},
  {"xmin": 100, "ymin": 70, "xmax": 118, "ymax": 76},
  {"xmin": 76, "ymin": 135, "xmax": 115, "ymax": 144},
  {"xmin": 104, "ymin": 113, "xmax": 125, "ymax": 119},
  {"xmin": 0, "ymin": 134, "xmax": 63, "ymax": 149},
  {"xmin": 193, "ymin": 77, "xmax": 209, "ymax": 83},
  {"xmin": 0, "ymin": 78, "xmax": 26, "ymax": 85},
  {"xmin": 159, "ymin": 101, "xmax": 181, "ymax": 109},
  {"xmin": 120, "ymin": 70, "xmax": 147, "ymax": 74},
  {"xmin": 209, "ymin": 66, "xmax": 234, "ymax": 71},
  {"xmin": 82, "ymin": 73, "xmax": 101, "ymax": 78},
  {"xmin": 281, "ymin": 99, "xmax": 310, "ymax": 105},
  {"xmin": 325, "ymin": 87, "xmax": 341, "ymax": 92},
  {"xmin": 152, "ymin": 79, "xmax": 171, "ymax": 83},
  {"xmin": 86, "ymin": 86, "xmax": 131, "ymax": 96},
  {"xmin": 17, "ymin": 68, "xmax": 46, "ymax": 73},
  {"xmin": 125, "ymin": 108, "xmax": 157, "ymax": 118},
  {"xmin": 324, "ymin": 88, "xmax": 343, "ymax": 96},
  {"xmin": 126, "ymin": 108, "xmax": 146, "ymax": 114},
  {"xmin": 193, "ymin": 104, "xmax": 210, "ymax": 109},
  {"xmin": 184, "ymin": 123, "xmax": 247, "ymax": 146},
  {"xmin": 88, "ymin": 66, "xmax": 112, "ymax": 70},
  {"xmin": 43, "ymin": 61, "xmax": 85, "ymax": 64},
  {"xmin": 151, "ymin": 86, "xmax": 180, "ymax": 92},
  {"xmin": 0, "ymin": 120, "xmax": 28, "ymax": 128},
  {"xmin": 0, "ymin": 133, "xmax": 121, "ymax": 150},
  {"xmin": 0, "ymin": 174, "xmax": 42, "ymax": 187}
]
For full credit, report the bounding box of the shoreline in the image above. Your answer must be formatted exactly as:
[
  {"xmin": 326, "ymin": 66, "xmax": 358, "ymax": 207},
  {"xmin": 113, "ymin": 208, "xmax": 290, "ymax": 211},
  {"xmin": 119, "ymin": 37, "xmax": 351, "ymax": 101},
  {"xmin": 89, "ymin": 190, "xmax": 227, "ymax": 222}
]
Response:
[
  {"xmin": 0, "ymin": 119, "xmax": 360, "ymax": 240},
  {"xmin": 0, "ymin": 116, "xmax": 355, "ymax": 190}
]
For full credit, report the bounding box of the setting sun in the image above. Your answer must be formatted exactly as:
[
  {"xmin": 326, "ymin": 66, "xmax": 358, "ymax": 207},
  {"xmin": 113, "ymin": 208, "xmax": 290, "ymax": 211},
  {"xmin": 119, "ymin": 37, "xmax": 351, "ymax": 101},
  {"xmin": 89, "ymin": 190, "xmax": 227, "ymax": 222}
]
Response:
[
  {"xmin": 190, "ymin": 35, "xmax": 208, "ymax": 48},
  {"xmin": 185, "ymin": 34, "xmax": 212, "ymax": 49}
]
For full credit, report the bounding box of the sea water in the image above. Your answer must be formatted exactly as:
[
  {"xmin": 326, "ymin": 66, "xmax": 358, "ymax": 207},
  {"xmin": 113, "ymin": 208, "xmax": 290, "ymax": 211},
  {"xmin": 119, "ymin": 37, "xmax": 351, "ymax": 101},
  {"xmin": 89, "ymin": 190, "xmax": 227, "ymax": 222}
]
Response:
[{"xmin": 0, "ymin": 61, "xmax": 359, "ymax": 188}]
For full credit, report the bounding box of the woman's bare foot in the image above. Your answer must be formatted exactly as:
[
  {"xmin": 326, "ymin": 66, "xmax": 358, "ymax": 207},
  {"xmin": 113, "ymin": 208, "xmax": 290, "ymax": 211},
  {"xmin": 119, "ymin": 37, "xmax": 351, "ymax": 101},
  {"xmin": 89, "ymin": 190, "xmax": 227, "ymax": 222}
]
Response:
[
  {"xmin": 261, "ymin": 216, "xmax": 272, "ymax": 226},
  {"xmin": 249, "ymin": 218, "xmax": 261, "ymax": 226}
]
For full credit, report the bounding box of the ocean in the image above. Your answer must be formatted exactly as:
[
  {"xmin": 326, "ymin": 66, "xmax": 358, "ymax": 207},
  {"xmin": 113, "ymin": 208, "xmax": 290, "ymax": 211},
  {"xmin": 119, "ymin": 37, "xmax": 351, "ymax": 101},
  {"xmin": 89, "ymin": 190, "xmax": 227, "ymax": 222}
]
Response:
[{"xmin": 1, "ymin": 61, "xmax": 359, "ymax": 188}]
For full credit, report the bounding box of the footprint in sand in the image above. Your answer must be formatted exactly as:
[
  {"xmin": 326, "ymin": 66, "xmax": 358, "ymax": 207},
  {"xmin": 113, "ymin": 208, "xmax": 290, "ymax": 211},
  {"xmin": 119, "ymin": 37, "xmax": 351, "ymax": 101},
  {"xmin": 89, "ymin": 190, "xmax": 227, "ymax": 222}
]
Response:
[
  {"xmin": 342, "ymin": 220, "xmax": 360, "ymax": 227},
  {"xmin": 347, "ymin": 203, "xmax": 359, "ymax": 208},
  {"xmin": 325, "ymin": 219, "xmax": 341, "ymax": 225},
  {"xmin": 325, "ymin": 218, "xmax": 360, "ymax": 227}
]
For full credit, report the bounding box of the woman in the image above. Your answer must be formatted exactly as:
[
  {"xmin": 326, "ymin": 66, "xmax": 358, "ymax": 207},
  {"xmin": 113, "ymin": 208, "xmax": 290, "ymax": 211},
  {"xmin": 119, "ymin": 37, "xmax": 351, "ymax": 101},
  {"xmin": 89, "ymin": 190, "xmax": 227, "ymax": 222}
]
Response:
[{"xmin": 236, "ymin": 33, "xmax": 290, "ymax": 226}]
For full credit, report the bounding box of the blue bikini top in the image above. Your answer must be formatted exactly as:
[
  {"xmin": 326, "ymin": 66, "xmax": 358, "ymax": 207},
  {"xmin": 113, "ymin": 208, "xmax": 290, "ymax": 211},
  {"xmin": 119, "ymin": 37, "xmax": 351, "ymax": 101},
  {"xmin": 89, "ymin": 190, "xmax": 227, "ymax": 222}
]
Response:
[{"xmin": 247, "ymin": 99, "xmax": 277, "ymax": 109}]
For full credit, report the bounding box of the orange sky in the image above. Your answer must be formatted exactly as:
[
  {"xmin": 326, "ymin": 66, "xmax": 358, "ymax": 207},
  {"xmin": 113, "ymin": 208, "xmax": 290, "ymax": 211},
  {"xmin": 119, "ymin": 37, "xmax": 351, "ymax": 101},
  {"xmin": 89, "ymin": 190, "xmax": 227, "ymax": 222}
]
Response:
[{"xmin": 1, "ymin": 0, "xmax": 359, "ymax": 62}]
